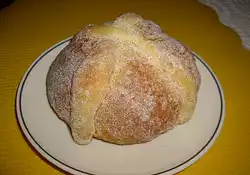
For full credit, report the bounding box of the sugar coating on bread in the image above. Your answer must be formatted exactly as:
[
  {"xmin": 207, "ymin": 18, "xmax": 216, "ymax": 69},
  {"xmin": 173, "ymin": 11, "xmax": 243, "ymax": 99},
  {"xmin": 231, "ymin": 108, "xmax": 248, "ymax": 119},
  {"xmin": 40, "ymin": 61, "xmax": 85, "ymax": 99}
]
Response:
[{"xmin": 46, "ymin": 13, "xmax": 201, "ymax": 145}]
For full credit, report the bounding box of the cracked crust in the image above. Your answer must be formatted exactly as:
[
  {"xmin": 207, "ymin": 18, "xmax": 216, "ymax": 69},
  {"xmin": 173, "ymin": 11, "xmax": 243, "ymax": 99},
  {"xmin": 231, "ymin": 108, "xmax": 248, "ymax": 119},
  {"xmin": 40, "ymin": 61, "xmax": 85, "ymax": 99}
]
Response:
[{"xmin": 46, "ymin": 13, "xmax": 201, "ymax": 145}]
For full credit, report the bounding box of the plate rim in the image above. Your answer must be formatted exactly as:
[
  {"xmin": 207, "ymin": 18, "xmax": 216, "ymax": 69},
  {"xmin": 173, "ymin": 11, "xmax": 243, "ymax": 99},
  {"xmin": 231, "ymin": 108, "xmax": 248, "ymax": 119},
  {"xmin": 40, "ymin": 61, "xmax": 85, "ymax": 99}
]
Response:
[{"xmin": 15, "ymin": 37, "xmax": 225, "ymax": 175}]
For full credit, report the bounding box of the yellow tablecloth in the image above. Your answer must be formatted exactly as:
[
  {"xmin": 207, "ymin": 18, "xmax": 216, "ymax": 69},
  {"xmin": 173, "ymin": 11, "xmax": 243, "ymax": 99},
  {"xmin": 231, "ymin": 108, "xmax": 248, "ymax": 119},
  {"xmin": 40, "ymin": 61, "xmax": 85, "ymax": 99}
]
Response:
[{"xmin": 0, "ymin": 0, "xmax": 249, "ymax": 174}]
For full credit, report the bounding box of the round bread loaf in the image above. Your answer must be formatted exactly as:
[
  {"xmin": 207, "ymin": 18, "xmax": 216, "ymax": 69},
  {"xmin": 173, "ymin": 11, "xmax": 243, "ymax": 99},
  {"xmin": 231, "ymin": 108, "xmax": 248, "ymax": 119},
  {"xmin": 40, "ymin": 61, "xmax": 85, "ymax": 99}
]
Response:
[{"xmin": 46, "ymin": 13, "xmax": 201, "ymax": 145}]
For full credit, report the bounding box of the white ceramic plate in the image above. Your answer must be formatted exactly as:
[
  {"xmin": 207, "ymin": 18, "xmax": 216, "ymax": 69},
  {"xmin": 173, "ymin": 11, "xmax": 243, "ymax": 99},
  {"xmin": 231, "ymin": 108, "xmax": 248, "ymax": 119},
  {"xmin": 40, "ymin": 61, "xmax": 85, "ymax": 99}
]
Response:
[{"xmin": 16, "ymin": 38, "xmax": 225, "ymax": 175}]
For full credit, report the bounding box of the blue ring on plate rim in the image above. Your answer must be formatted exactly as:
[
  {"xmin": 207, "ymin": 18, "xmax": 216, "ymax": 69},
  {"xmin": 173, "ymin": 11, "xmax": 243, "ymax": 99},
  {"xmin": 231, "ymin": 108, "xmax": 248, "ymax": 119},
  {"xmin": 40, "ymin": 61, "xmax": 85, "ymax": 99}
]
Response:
[{"xmin": 16, "ymin": 38, "xmax": 224, "ymax": 175}]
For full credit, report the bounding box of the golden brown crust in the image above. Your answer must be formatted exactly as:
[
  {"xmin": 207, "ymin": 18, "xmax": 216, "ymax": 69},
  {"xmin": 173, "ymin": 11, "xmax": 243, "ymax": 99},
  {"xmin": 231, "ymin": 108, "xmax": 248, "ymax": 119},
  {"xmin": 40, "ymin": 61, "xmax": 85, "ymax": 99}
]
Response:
[
  {"xmin": 46, "ymin": 13, "xmax": 201, "ymax": 145},
  {"xmin": 94, "ymin": 60, "xmax": 181, "ymax": 144}
]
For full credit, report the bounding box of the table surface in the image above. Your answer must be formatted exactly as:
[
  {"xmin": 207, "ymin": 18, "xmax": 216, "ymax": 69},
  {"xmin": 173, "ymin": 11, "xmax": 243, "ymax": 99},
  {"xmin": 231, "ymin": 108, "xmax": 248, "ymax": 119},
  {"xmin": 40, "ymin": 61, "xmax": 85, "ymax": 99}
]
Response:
[{"xmin": 0, "ymin": 0, "xmax": 250, "ymax": 174}]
